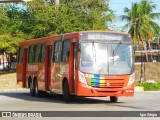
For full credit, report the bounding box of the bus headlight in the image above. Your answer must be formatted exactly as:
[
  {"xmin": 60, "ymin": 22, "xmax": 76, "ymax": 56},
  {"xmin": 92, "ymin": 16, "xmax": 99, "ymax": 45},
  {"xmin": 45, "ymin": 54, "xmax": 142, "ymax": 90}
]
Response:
[
  {"xmin": 79, "ymin": 71, "xmax": 87, "ymax": 85},
  {"xmin": 127, "ymin": 73, "xmax": 135, "ymax": 86}
]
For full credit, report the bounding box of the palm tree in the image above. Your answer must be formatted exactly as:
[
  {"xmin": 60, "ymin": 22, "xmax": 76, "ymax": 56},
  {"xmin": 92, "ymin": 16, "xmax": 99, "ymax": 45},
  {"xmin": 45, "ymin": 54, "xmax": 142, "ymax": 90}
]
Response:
[{"xmin": 120, "ymin": 0, "xmax": 160, "ymax": 50}]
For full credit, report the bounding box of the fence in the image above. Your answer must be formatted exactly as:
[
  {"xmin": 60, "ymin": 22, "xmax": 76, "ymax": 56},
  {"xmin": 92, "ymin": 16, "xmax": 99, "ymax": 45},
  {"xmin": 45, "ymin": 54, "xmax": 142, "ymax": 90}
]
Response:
[
  {"xmin": 0, "ymin": 61, "xmax": 17, "ymax": 71},
  {"xmin": 135, "ymin": 50, "xmax": 160, "ymax": 62}
]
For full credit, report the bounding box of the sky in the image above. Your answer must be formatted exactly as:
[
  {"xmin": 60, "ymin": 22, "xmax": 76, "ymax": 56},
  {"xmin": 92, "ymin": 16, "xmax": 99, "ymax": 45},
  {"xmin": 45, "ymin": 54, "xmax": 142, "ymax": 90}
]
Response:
[{"xmin": 109, "ymin": 0, "xmax": 160, "ymax": 31}]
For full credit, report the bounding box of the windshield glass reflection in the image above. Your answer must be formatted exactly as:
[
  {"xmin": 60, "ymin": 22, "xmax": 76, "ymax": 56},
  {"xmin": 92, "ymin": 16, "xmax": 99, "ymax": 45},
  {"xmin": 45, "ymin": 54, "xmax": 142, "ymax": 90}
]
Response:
[{"xmin": 80, "ymin": 42, "xmax": 133, "ymax": 75}]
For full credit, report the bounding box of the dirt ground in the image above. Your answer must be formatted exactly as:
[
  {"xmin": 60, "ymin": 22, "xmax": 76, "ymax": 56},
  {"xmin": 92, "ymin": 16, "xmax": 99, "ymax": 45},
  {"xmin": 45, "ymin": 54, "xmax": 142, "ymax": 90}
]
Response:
[
  {"xmin": 135, "ymin": 62, "xmax": 160, "ymax": 82},
  {"xmin": 0, "ymin": 63, "xmax": 160, "ymax": 89},
  {"xmin": 0, "ymin": 73, "xmax": 20, "ymax": 89}
]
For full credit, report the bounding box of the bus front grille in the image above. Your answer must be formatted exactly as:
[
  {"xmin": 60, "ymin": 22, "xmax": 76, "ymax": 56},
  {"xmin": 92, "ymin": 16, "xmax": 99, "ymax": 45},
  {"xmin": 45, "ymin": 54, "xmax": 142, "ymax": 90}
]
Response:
[{"xmin": 90, "ymin": 79, "xmax": 125, "ymax": 88}]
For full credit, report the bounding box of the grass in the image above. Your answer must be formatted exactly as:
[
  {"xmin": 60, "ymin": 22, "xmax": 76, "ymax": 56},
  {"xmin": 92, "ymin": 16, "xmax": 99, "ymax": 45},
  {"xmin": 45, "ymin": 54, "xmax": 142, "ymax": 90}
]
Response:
[{"xmin": 136, "ymin": 81, "xmax": 160, "ymax": 91}]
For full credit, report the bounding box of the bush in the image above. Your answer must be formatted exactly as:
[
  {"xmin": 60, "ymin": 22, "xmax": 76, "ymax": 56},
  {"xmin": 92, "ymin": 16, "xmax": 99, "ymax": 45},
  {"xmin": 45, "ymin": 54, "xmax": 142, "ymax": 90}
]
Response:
[{"xmin": 136, "ymin": 82, "xmax": 160, "ymax": 91}]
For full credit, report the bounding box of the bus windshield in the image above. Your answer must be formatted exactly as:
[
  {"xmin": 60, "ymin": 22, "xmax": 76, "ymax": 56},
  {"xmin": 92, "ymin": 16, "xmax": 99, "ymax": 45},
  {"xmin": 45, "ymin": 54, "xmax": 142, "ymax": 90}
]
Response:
[{"xmin": 80, "ymin": 42, "xmax": 134, "ymax": 75}]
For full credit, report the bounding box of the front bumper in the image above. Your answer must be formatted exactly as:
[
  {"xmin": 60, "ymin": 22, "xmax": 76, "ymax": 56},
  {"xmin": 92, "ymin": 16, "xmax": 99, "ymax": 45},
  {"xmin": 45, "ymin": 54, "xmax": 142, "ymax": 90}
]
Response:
[{"xmin": 76, "ymin": 82, "xmax": 134, "ymax": 97}]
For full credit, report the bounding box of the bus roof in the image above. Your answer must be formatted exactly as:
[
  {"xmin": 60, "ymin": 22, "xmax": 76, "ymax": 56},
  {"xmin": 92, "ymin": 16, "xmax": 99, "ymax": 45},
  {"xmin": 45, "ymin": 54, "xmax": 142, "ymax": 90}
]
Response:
[
  {"xmin": 19, "ymin": 30, "xmax": 130, "ymax": 48},
  {"xmin": 79, "ymin": 30, "xmax": 129, "ymax": 35}
]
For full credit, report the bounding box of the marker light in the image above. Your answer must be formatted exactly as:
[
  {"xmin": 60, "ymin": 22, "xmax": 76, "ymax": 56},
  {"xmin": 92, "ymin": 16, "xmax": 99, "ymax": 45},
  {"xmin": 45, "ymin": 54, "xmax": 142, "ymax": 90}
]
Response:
[
  {"xmin": 79, "ymin": 71, "xmax": 87, "ymax": 85},
  {"xmin": 127, "ymin": 73, "xmax": 135, "ymax": 86}
]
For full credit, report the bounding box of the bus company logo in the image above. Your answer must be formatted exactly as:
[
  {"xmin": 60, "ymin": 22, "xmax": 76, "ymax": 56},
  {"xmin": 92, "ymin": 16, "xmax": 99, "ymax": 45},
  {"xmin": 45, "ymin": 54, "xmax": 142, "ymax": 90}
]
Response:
[
  {"xmin": 1, "ymin": 112, "xmax": 42, "ymax": 118},
  {"xmin": 2, "ymin": 112, "xmax": 11, "ymax": 117},
  {"xmin": 106, "ymin": 83, "xmax": 110, "ymax": 86}
]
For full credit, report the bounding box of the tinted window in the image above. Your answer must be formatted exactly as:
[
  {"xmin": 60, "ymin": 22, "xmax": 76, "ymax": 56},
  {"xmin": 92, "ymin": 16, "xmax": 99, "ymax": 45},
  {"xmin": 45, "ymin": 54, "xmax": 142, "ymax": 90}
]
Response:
[
  {"xmin": 28, "ymin": 44, "xmax": 45, "ymax": 63},
  {"xmin": 53, "ymin": 41, "xmax": 62, "ymax": 62},
  {"xmin": 32, "ymin": 45, "xmax": 37, "ymax": 63},
  {"xmin": 35, "ymin": 44, "xmax": 41, "ymax": 63},
  {"xmin": 28, "ymin": 45, "xmax": 34, "ymax": 63},
  {"xmin": 18, "ymin": 46, "xmax": 24, "ymax": 63},
  {"xmin": 62, "ymin": 40, "xmax": 70, "ymax": 62},
  {"xmin": 39, "ymin": 44, "xmax": 46, "ymax": 63}
]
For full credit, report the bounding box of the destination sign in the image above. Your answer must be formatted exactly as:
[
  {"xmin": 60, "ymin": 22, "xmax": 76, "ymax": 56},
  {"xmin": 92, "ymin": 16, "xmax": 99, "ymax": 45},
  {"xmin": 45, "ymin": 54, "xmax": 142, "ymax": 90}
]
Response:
[
  {"xmin": 80, "ymin": 32, "xmax": 132, "ymax": 42},
  {"xmin": 88, "ymin": 34, "xmax": 123, "ymax": 41}
]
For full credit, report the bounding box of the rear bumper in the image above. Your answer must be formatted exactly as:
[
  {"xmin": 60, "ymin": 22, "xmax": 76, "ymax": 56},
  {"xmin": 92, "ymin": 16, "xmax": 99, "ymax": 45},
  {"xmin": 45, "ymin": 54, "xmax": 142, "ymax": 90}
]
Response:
[
  {"xmin": 17, "ymin": 81, "xmax": 23, "ymax": 87},
  {"xmin": 76, "ymin": 82, "xmax": 134, "ymax": 97}
]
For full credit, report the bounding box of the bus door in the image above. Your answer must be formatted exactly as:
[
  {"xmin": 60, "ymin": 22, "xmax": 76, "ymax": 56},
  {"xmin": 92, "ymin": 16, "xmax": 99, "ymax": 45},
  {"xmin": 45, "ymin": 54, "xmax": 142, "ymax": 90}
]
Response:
[
  {"xmin": 69, "ymin": 42, "xmax": 78, "ymax": 94},
  {"xmin": 45, "ymin": 45, "xmax": 52, "ymax": 91}
]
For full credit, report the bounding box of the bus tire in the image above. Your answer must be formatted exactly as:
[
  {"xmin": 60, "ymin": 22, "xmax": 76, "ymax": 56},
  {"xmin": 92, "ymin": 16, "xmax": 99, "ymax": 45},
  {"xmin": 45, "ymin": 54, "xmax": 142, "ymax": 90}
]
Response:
[
  {"xmin": 63, "ymin": 81, "xmax": 72, "ymax": 102},
  {"xmin": 110, "ymin": 96, "xmax": 118, "ymax": 103},
  {"xmin": 29, "ymin": 80, "xmax": 35, "ymax": 96},
  {"xmin": 34, "ymin": 80, "xmax": 42, "ymax": 97}
]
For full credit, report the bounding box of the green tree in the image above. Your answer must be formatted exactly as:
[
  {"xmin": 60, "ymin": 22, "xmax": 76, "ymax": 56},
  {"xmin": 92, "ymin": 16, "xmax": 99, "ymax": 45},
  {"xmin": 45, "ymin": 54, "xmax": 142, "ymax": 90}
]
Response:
[
  {"xmin": 0, "ymin": 34, "xmax": 22, "ymax": 54},
  {"xmin": 120, "ymin": 0, "xmax": 160, "ymax": 47},
  {"xmin": 0, "ymin": 4, "xmax": 26, "ymax": 53},
  {"xmin": 0, "ymin": 4, "xmax": 26, "ymax": 69},
  {"xmin": 23, "ymin": 0, "xmax": 114, "ymax": 37},
  {"xmin": 1, "ymin": 0, "xmax": 114, "ymax": 52},
  {"xmin": 0, "ymin": 6, "xmax": 9, "ymax": 35}
]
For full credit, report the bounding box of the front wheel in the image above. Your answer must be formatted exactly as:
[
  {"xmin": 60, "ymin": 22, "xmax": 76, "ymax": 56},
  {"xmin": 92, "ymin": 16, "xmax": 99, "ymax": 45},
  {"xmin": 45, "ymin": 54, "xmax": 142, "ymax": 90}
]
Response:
[
  {"xmin": 110, "ymin": 96, "xmax": 118, "ymax": 103},
  {"xmin": 63, "ymin": 81, "xmax": 73, "ymax": 102}
]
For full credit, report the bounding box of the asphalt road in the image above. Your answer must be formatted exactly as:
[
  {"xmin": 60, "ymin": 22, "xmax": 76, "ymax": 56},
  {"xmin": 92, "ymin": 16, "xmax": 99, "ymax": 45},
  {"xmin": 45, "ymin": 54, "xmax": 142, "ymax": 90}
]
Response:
[{"xmin": 0, "ymin": 91, "xmax": 160, "ymax": 120}]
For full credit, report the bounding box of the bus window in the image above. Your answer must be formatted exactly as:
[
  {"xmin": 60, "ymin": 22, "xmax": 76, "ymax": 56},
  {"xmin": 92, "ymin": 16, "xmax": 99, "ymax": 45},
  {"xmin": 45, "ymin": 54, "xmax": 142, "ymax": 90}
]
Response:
[
  {"xmin": 18, "ymin": 46, "xmax": 24, "ymax": 63},
  {"xmin": 62, "ymin": 40, "xmax": 70, "ymax": 62},
  {"xmin": 53, "ymin": 41, "xmax": 62, "ymax": 62},
  {"xmin": 32, "ymin": 45, "xmax": 37, "ymax": 63},
  {"xmin": 39, "ymin": 44, "xmax": 46, "ymax": 63},
  {"xmin": 28, "ymin": 45, "xmax": 34, "ymax": 63},
  {"xmin": 35, "ymin": 44, "xmax": 41, "ymax": 63}
]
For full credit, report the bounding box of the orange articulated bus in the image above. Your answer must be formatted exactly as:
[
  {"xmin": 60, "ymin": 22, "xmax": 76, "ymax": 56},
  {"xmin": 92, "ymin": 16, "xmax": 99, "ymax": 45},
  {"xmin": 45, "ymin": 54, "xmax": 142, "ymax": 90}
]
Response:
[{"xmin": 17, "ymin": 30, "xmax": 135, "ymax": 102}]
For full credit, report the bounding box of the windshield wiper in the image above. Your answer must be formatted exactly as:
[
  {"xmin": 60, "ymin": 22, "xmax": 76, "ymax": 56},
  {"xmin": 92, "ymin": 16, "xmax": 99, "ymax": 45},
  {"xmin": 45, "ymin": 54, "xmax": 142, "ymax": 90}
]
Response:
[
  {"xmin": 112, "ymin": 42, "xmax": 122, "ymax": 64},
  {"xmin": 113, "ymin": 42, "xmax": 122, "ymax": 57}
]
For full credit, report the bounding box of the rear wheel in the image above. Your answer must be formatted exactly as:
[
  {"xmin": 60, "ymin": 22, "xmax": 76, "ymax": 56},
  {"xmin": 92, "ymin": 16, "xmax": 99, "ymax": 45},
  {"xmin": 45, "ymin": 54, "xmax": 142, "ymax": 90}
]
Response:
[
  {"xmin": 29, "ymin": 80, "xmax": 35, "ymax": 96},
  {"xmin": 110, "ymin": 96, "xmax": 118, "ymax": 103},
  {"xmin": 63, "ymin": 81, "xmax": 73, "ymax": 102},
  {"xmin": 34, "ymin": 80, "xmax": 43, "ymax": 97}
]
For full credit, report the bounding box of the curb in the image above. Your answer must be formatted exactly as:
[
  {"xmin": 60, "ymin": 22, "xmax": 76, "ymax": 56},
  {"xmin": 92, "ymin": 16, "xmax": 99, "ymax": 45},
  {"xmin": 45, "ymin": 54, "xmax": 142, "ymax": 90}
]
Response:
[
  {"xmin": 0, "ymin": 88, "xmax": 29, "ymax": 92},
  {"xmin": 134, "ymin": 86, "xmax": 144, "ymax": 92}
]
